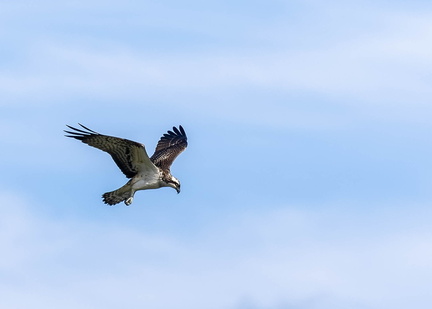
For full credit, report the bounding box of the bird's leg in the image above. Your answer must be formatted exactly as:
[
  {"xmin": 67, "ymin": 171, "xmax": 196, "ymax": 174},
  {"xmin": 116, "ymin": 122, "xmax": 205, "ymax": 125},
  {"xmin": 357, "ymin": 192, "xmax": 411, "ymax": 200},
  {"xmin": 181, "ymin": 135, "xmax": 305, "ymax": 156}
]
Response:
[
  {"xmin": 125, "ymin": 197, "xmax": 133, "ymax": 206},
  {"xmin": 124, "ymin": 190, "xmax": 135, "ymax": 206}
]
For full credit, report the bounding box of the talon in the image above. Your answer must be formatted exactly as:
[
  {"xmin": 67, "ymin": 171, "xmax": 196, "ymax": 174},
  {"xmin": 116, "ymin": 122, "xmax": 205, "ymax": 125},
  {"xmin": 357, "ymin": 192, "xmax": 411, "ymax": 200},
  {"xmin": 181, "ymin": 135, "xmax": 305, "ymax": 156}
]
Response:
[{"xmin": 125, "ymin": 197, "xmax": 133, "ymax": 206}]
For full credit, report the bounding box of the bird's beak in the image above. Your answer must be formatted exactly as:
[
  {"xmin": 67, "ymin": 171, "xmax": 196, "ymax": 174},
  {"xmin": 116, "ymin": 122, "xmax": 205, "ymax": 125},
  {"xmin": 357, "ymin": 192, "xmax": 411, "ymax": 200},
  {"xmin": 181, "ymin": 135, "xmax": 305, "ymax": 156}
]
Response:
[{"xmin": 176, "ymin": 187, "xmax": 181, "ymax": 194}]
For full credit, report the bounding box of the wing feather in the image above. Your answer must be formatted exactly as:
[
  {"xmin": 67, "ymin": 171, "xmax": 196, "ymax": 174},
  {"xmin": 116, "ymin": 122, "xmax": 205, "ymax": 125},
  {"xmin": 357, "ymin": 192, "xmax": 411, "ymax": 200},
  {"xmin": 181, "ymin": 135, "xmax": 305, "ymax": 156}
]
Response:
[
  {"xmin": 150, "ymin": 125, "xmax": 188, "ymax": 171},
  {"xmin": 65, "ymin": 124, "xmax": 158, "ymax": 178}
]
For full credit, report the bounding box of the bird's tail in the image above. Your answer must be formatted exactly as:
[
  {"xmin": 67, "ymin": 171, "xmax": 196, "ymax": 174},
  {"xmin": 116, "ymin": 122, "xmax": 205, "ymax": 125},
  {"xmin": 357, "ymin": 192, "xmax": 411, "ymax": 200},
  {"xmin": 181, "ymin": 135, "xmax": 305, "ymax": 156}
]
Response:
[{"xmin": 102, "ymin": 184, "xmax": 133, "ymax": 206}]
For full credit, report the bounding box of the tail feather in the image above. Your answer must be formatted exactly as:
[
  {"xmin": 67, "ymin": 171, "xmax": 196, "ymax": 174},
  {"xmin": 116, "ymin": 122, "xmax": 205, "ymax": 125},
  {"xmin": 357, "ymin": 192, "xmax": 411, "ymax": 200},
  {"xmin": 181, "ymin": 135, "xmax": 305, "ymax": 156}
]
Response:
[{"xmin": 102, "ymin": 184, "xmax": 132, "ymax": 206}]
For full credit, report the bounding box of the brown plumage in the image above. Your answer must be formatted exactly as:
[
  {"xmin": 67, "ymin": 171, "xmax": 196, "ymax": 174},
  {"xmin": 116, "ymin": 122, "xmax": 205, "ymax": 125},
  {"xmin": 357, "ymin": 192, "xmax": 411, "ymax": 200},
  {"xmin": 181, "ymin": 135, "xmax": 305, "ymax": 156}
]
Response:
[
  {"xmin": 151, "ymin": 126, "xmax": 188, "ymax": 170},
  {"xmin": 65, "ymin": 124, "xmax": 188, "ymax": 206}
]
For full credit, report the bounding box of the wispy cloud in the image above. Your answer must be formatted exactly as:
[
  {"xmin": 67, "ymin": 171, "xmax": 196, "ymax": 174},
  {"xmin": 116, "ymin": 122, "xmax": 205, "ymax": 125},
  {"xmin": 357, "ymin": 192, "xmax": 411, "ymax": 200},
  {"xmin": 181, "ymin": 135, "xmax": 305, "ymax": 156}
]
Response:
[
  {"xmin": 2, "ymin": 191, "xmax": 431, "ymax": 309},
  {"xmin": 3, "ymin": 22, "xmax": 432, "ymax": 100},
  {"xmin": 1, "ymin": 3, "xmax": 432, "ymax": 109},
  {"xmin": 1, "ymin": 2, "xmax": 432, "ymax": 309}
]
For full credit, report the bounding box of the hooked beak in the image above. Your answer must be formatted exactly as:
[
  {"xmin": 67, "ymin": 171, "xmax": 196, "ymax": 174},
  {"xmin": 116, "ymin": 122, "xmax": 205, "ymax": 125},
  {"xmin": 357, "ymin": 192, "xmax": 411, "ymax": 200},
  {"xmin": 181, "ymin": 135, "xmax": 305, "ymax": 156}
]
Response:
[{"xmin": 176, "ymin": 187, "xmax": 181, "ymax": 194}]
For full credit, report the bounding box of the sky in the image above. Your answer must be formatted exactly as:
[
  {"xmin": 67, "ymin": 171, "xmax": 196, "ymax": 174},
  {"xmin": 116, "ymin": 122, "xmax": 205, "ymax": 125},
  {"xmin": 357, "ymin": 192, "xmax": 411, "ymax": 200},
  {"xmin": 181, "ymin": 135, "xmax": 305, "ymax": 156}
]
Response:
[{"xmin": 1, "ymin": 0, "xmax": 432, "ymax": 308}]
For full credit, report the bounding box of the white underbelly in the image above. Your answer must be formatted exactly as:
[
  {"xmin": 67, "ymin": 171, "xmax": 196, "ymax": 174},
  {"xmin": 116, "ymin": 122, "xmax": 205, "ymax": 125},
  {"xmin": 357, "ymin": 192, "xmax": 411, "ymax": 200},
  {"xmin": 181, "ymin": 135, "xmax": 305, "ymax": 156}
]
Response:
[{"xmin": 131, "ymin": 178, "xmax": 161, "ymax": 191}]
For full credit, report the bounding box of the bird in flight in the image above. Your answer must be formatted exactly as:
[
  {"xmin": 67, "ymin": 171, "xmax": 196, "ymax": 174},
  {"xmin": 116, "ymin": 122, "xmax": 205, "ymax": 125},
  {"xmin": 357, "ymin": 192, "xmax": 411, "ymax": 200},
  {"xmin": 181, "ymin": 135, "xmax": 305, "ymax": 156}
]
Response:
[{"xmin": 65, "ymin": 124, "xmax": 188, "ymax": 206}]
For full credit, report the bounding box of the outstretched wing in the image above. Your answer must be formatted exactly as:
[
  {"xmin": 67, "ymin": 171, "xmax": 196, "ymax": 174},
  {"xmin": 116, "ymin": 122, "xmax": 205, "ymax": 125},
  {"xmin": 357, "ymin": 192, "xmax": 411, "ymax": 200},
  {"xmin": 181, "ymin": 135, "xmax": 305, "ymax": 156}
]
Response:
[
  {"xmin": 150, "ymin": 125, "xmax": 188, "ymax": 171},
  {"xmin": 65, "ymin": 124, "xmax": 158, "ymax": 178}
]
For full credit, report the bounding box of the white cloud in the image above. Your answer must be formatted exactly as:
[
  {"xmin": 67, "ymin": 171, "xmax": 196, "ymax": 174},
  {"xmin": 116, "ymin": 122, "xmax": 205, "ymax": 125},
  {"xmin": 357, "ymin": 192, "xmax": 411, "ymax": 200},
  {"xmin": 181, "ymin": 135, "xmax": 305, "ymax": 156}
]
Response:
[
  {"xmin": 4, "ymin": 30, "xmax": 431, "ymax": 99},
  {"xmin": 1, "ymin": 192, "xmax": 432, "ymax": 309},
  {"xmin": 1, "ymin": 2, "xmax": 432, "ymax": 132},
  {"xmin": 1, "ymin": 3, "xmax": 432, "ymax": 308},
  {"xmin": 2, "ymin": 7, "xmax": 432, "ymax": 106}
]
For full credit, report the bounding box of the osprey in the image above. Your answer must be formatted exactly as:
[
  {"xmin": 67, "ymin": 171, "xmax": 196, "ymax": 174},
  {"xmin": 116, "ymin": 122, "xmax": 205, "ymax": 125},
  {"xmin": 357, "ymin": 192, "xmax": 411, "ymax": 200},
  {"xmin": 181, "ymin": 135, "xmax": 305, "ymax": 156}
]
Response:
[{"xmin": 65, "ymin": 124, "xmax": 188, "ymax": 206}]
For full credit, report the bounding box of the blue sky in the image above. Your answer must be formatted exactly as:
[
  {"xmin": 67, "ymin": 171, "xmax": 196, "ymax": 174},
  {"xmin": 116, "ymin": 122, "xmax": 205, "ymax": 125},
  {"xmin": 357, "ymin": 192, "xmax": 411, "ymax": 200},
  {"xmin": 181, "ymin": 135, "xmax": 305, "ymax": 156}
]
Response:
[{"xmin": 1, "ymin": 0, "xmax": 432, "ymax": 308}]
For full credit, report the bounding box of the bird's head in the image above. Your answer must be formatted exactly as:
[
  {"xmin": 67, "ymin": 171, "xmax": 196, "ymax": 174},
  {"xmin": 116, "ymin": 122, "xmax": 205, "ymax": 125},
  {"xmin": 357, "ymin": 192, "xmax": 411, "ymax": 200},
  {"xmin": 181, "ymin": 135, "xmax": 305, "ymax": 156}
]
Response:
[{"xmin": 167, "ymin": 176, "xmax": 181, "ymax": 194}]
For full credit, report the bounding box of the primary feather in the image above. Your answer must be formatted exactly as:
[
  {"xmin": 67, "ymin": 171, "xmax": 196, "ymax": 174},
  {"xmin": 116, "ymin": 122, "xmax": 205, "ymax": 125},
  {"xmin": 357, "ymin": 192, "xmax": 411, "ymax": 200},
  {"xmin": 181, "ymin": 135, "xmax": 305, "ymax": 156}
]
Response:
[{"xmin": 150, "ymin": 125, "xmax": 188, "ymax": 170}]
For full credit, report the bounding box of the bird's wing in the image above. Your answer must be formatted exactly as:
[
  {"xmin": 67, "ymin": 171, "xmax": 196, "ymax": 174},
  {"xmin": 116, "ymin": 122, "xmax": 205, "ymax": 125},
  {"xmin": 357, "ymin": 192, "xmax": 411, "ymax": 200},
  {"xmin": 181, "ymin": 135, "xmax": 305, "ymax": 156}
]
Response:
[
  {"xmin": 65, "ymin": 124, "xmax": 158, "ymax": 178},
  {"xmin": 150, "ymin": 125, "xmax": 188, "ymax": 171}
]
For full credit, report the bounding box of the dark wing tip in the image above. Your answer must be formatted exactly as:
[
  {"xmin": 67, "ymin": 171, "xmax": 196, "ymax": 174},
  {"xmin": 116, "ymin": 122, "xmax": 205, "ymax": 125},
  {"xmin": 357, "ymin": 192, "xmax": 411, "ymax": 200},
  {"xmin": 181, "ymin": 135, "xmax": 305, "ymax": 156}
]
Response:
[
  {"xmin": 77, "ymin": 123, "xmax": 99, "ymax": 134},
  {"xmin": 178, "ymin": 125, "xmax": 186, "ymax": 136},
  {"xmin": 173, "ymin": 126, "xmax": 181, "ymax": 135},
  {"xmin": 64, "ymin": 124, "xmax": 99, "ymax": 140},
  {"xmin": 161, "ymin": 125, "xmax": 187, "ymax": 140},
  {"xmin": 171, "ymin": 125, "xmax": 187, "ymax": 138}
]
